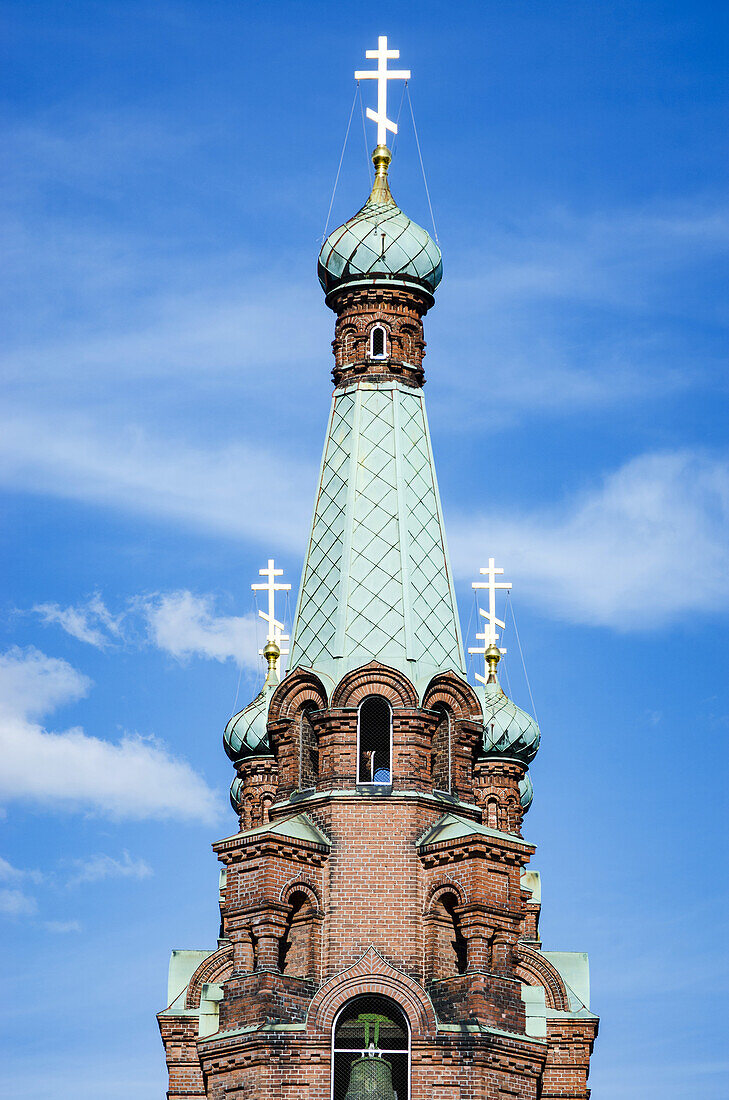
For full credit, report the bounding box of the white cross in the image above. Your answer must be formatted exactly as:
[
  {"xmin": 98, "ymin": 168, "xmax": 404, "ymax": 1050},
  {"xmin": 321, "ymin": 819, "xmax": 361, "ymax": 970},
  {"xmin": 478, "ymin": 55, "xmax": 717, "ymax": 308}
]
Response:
[
  {"xmin": 355, "ymin": 35, "xmax": 410, "ymax": 147},
  {"xmin": 471, "ymin": 559, "xmax": 511, "ymax": 684},
  {"xmin": 252, "ymin": 559, "xmax": 291, "ymax": 671},
  {"xmin": 472, "ymin": 559, "xmax": 512, "ymax": 647}
]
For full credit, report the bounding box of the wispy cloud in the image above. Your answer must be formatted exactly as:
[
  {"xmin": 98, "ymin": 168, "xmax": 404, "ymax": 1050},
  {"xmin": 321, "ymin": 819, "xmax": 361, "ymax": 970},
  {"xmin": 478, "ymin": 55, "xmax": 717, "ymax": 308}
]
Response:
[
  {"xmin": 32, "ymin": 590, "xmax": 268, "ymax": 670},
  {"xmin": 0, "ymin": 647, "xmax": 221, "ymax": 822},
  {"xmin": 0, "ymin": 410, "xmax": 312, "ymax": 548},
  {"xmin": 142, "ymin": 591, "xmax": 261, "ymax": 668},
  {"xmin": 33, "ymin": 594, "xmax": 123, "ymax": 649},
  {"xmin": 43, "ymin": 919, "xmax": 82, "ymax": 934},
  {"xmin": 450, "ymin": 449, "xmax": 729, "ymax": 629},
  {"xmin": 65, "ymin": 851, "xmax": 152, "ymax": 888},
  {"xmin": 0, "ymin": 888, "xmax": 38, "ymax": 917}
]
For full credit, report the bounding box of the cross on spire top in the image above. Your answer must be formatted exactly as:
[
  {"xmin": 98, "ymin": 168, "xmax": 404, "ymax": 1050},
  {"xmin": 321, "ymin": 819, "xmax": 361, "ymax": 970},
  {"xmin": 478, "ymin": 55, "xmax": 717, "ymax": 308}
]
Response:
[
  {"xmin": 470, "ymin": 559, "xmax": 512, "ymax": 687},
  {"xmin": 355, "ymin": 35, "xmax": 410, "ymax": 147},
  {"xmin": 252, "ymin": 559, "xmax": 291, "ymax": 674}
]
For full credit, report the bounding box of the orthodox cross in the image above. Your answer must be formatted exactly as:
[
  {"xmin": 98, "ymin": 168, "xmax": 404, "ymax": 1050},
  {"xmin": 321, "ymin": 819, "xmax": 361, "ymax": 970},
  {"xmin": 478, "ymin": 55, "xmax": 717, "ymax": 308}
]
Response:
[
  {"xmin": 355, "ymin": 35, "xmax": 410, "ymax": 147},
  {"xmin": 469, "ymin": 559, "xmax": 511, "ymax": 686},
  {"xmin": 252, "ymin": 559, "xmax": 291, "ymax": 672}
]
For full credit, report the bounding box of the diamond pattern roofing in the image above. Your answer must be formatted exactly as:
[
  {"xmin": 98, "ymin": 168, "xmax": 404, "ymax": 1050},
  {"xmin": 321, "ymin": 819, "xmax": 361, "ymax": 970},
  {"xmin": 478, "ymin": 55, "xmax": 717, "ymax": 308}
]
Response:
[{"xmin": 289, "ymin": 379, "xmax": 465, "ymax": 684}]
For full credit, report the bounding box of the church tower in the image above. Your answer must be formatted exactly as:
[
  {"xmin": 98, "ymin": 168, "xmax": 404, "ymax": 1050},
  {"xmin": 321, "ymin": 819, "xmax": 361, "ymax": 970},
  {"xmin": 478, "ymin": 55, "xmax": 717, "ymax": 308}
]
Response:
[{"xmin": 158, "ymin": 38, "xmax": 599, "ymax": 1100}]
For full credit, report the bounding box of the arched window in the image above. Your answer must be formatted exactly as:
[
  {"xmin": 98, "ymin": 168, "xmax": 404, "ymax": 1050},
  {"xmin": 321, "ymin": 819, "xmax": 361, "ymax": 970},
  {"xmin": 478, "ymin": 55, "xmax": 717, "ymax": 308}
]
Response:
[
  {"xmin": 431, "ymin": 706, "xmax": 452, "ymax": 795},
  {"xmin": 332, "ymin": 995, "xmax": 409, "ymax": 1100},
  {"xmin": 298, "ymin": 706, "xmax": 319, "ymax": 789},
  {"xmin": 369, "ymin": 324, "xmax": 388, "ymax": 359},
  {"xmin": 357, "ymin": 696, "xmax": 392, "ymax": 785}
]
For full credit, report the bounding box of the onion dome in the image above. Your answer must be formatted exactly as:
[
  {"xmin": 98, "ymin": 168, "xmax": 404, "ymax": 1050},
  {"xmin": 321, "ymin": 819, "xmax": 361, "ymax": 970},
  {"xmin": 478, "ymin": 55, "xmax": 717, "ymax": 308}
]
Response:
[
  {"xmin": 318, "ymin": 145, "xmax": 442, "ymax": 296},
  {"xmin": 223, "ymin": 642, "xmax": 279, "ymax": 762},
  {"xmin": 478, "ymin": 645, "xmax": 540, "ymax": 764},
  {"xmin": 230, "ymin": 776, "xmax": 244, "ymax": 815},
  {"xmin": 519, "ymin": 771, "xmax": 534, "ymax": 812}
]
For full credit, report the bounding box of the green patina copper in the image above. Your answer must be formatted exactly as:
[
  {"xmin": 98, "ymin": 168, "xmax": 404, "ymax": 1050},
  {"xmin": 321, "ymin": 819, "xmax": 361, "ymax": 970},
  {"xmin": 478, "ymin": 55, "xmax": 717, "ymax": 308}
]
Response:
[
  {"xmin": 318, "ymin": 148, "xmax": 442, "ymax": 296},
  {"xmin": 288, "ymin": 378, "xmax": 465, "ymax": 684},
  {"xmin": 477, "ymin": 680, "xmax": 541, "ymax": 764},
  {"xmin": 223, "ymin": 681, "xmax": 276, "ymax": 762}
]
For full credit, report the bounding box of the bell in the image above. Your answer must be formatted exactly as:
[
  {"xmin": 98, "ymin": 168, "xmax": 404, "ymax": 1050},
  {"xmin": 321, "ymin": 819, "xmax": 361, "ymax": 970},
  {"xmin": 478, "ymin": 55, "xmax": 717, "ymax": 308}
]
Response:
[{"xmin": 344, "ymin": 1052, "xmax": 397, "ymax": 1100}]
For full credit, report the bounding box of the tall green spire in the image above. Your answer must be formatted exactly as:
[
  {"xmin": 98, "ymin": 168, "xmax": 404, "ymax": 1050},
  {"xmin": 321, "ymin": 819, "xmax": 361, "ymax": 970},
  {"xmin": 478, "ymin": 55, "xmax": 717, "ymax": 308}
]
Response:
[{"xmin": 288, "ymin": 378, "xmax": 465, "ymax": 686}]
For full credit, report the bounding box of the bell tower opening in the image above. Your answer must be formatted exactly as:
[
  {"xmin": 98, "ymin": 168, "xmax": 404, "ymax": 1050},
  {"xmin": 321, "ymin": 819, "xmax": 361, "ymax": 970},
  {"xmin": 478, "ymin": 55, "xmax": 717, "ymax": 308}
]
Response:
[
  {"xmin": 357, "ymin": 696, "xmax": 392, "ymax": 785},
  {"xmin": 332, "ymin": 994, "xmax": 410, "ymax": 1100}
]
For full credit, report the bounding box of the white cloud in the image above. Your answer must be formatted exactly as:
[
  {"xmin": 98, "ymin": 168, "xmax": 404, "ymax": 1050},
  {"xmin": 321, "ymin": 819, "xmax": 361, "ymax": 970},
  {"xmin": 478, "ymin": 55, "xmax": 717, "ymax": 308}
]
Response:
[
  {"xmin": 0, "ymin": 410, "xmax": 312, "ymax": 548},
  {"xmin": 66, "ymin": 851, "xmax": 152, "ymax": 888},
  {"xmin": 0, "ymin": 888, "xmax": 37, "ymax": 916},
  {"xmin": 450, "ymin": 449, "xmax": 729, "ymax": 629},
  {"xmin": 0, "ymin": 856, "xmax": 43, "ymax": 885},
  {"xmin": 33, "ymin": 594, "xmax": 123, "ymax": 649},
  {"xmin": 142, "ymin": 590, "xmax": 261, "ymax": 668},
  {"xmin": 44, "ymin": 920, "xmax": 82, "ymax": 933},
  {"xmin": 0, "ymin": 647, "xmax": 221, "ymax": 822},
  {"xmin": 30, "ymin": 589, "xmax": 271, "ymax": 670}
]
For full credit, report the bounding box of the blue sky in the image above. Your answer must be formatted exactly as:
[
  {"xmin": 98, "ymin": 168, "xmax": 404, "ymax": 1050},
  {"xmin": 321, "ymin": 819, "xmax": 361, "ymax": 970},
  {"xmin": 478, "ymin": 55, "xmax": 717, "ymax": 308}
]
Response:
[{"xmin": 1, "ymin": 1, "xmax": 728, "ymax": 1096}]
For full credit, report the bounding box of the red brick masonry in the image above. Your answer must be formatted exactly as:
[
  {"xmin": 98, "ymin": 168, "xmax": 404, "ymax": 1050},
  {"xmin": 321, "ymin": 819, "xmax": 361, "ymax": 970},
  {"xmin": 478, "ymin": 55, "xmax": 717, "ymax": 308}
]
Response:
[{"xmin": 158, "ymin": 661, "xmax": 598, "ymax": 1099}]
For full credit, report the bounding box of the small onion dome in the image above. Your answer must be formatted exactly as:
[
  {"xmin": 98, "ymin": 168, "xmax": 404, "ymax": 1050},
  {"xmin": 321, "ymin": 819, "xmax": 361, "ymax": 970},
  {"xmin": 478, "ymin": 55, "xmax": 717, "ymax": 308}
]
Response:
[
  {"xmin": 477, "ymin": 644, "xmax": 540, "ymax": 764},
  {"xmin": 223, "ymin": 641, "xmax": 279, "ymax": 762},
  {"xmin": 318, "ymin": 145, "xmax": 442, "ymax": 297},
  {"xmin": 479, "ymin": 680, "xmax": 540, "ymax": 763},
  {"xmin": 519, "ymin": 771, "xmax": 534, "ymax": 812},
  {"xmin": 230, "ymin": 776, "xmax": 243, "ymax": 815}
]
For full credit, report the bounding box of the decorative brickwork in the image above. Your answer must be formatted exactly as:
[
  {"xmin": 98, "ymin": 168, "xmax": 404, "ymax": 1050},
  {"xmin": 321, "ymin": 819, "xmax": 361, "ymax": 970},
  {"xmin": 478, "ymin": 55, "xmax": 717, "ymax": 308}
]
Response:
[{"xmin": 328, "ymin": 283, "xmax": 432, "ymax": 388}]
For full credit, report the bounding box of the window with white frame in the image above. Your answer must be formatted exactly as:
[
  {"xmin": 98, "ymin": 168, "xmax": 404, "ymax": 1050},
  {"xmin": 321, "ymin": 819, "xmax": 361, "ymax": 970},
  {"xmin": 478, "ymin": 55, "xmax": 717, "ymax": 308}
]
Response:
[
  {"xmin": 332, "ymin": 994, "xmax": 410, "ymax": 1100},
  {"xmin": 369, "ymin": 324, "xmax": 388, "ymax": 359},
  {"xmin": 357, "ymin": 696, "xmax": 392, "ymax": 784}
]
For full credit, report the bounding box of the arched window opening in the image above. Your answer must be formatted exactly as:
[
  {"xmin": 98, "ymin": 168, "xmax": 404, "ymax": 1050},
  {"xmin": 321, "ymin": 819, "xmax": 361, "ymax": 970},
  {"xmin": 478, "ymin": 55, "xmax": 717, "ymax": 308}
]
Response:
[
  {"xmin": 278, "ymin": 890, "xmax": 315, "ymax": 978},
  {"xmin": 441, "ymin": 894, "xmax": 468, "ymax": 974},
  {"xmin": 431, "ymin": 706, "xmax": 452, "ymax": 795},
  {"xmin": 369, "ymin": 324, "xmax": 388, "ymax": 360},
  {"xmin": 428, "ymin": 890, "xmax": 468, "ymax": 981},
  {"xmin": 486, "ymin": 798, "xmax": 498, "ymax": 830},
  {"xmin": 298, "ymin": 706, "xmax": 319, "ymax": 790},
  {"xmin": 357, "ymin": 696, "xmax": 392, "ymax": 785},
  {"xmin": 332, "ymin": 994, "xmax": 410, "ymax": 1100}
]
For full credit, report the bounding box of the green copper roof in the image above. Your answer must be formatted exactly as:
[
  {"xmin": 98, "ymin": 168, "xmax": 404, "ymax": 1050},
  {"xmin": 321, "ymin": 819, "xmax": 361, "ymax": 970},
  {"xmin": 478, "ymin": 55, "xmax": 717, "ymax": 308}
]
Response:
[
  {"xmin": 318, "ymin": 148, "xmax": 442, "ymax": 296},
  {"xmin": 223, "ymin": 681, "xmax": 275, "ymax": 761},
  {"xmin": 477, "ymin": 681, "xmax": 540, "ymax": 763},
  {"xmin": 289, "ymin": 379, "xmax": 465, "ymax": 684}
]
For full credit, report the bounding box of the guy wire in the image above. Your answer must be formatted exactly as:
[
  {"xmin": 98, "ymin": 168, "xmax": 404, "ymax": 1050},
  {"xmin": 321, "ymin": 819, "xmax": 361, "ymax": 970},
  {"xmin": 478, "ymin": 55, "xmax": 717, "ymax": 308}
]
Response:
[{"xmin": 323, "ymin": 86, "xmax": 358, "ymax": 240}]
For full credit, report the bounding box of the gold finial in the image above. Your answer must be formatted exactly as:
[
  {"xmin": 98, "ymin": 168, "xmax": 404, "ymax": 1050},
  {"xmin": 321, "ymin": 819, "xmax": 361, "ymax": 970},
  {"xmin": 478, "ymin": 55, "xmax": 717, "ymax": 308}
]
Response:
[
  {"xmin": 369, "ymin": 144, "xmax": 395, "ymax": 205},
  {"xmin": 263, "ymin": 640, "xmax": 281, "ymax": 686},
  {"xmin": 485, "ymin": 644, "xmax": 501, "ymax": 684}
]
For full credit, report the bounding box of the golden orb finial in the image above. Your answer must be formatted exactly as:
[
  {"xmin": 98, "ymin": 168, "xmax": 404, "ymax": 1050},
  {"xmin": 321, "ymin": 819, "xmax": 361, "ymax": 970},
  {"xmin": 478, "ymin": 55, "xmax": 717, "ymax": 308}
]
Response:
[
  {"xmin": 263, "ymin": 640, "xmax": 281, "ymax": 685},
  {"xmin": 369, "ymin": 144, "xmax": 395, "ymax": 205},
  {"xmin": 485, "ymin": 644, "xmax": 501, "ymax": 684}
]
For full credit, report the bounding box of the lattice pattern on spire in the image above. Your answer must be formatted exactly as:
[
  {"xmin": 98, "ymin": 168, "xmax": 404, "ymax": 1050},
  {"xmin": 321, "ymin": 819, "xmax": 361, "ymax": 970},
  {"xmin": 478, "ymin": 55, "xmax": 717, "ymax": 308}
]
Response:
[{"xmin": 289, "ymin": 381, "xmax": 464, "ymax": 683}]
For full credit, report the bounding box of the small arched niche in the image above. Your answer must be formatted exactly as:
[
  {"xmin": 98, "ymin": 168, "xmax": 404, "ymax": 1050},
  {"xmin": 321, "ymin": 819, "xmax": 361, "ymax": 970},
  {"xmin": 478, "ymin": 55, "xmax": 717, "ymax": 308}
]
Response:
[
  {"xmin": 357, "ymin": 696, "xmax": 392, "ymax": 785},
  {"xmin": 332, "ymin": 994, "xmax": 410, "ymax": 1100},
  {"xmin": 427, "ymin": 889, "xmax": 468, "ymax": 981},
  {"xmin": 278, "ymin": 889, "xmax": 317, "ymax": 980},
  {"xmin": 369, "ymin": 324, "xmax": 388, "ymax": 360}
]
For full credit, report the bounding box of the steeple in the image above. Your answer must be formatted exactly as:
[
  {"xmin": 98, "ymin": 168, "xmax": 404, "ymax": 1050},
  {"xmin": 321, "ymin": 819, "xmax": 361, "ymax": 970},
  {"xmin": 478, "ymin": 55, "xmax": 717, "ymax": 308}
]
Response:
[
  {"xmin": 290, "ymin": 106, "xmax": 462, "ymax": 687},
  {"xmin": 159, "ymin": 41, "xmax": 599, "ymax": 1100}
]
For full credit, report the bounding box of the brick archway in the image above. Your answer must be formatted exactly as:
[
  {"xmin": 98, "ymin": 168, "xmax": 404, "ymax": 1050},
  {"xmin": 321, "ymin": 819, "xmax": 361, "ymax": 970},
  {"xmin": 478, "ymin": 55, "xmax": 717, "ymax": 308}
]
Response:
[
  {"xmin": 331, "ymin": 662, "xmax": 418, "ymax": 709},
  {"xmin": 184, "ymin": 944, "xmax": 234, "ymax": 1009},
  {"xmin": 515, "ymin": 944, "xmax": 571, "ymax": 1011},
  {"xmin": 306, "ymin": 947, "xmax": 438, "ymax": 1038}
]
